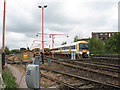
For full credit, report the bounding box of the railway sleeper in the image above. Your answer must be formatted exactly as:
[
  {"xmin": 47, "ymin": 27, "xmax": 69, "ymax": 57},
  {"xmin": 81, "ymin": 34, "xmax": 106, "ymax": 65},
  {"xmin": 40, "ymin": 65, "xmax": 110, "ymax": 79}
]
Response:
[{"xmin": 41, "ymin": 67, "xmax": 120, "ymax": 89}]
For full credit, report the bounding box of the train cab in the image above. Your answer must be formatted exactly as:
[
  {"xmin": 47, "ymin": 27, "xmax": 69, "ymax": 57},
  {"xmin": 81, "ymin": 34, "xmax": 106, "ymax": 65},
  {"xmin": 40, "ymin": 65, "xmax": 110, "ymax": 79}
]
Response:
[{"xmin": 34, "ymin": 47, "xmax": 40, "ymax": 57}]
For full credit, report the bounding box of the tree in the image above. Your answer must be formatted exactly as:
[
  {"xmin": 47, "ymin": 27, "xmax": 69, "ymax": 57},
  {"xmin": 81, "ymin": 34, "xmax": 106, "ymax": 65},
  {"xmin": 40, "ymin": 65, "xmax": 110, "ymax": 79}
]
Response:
[
  {"xmin": 11, "ymin": 49, "xmax": 20, "ymax": 54},
  {"xmin": 61, "ymin": 41, "xmax": 67, "ymax": 45},
  {"xmin": 5, "ymin": 46, "xmax": 11, "ymax": 55},
  {"xmin": 74, "ymin": 36, "xmax": 78, "ymax": 42},
  {"xmin": 105, "ymin": 32, "xmax": 120, "ymax": 53},
  {"xmin": 89, "ymin": 38, "xmax": 104, "ymax": 54}
]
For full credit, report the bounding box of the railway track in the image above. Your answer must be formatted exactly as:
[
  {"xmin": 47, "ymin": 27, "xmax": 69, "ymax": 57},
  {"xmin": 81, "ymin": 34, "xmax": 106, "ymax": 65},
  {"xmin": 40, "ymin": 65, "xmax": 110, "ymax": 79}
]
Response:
[
  {"xmin": 91, "ymin": 55, "xmax": 119, "ymax": 58},
  {"xmin": 79, "ymin": 60, "xmax": 120, "ymax": 68},
  {"xmin": 44, "ymin": 57, "xmax": 119, "ymax": 86},
  {"xmin": 45, "ymin": 57, "xmax": 119, "ymax": 77},
  {"xmin": 50, "ymin": 55, "xmax": 119, "ymax": 65},
  {"xmin": 7, "ymin": 55, "xmax": 119, "ymax": 89},
  {"xmin": 41, "ymin": 73, "xmax": 85, "ymax": 89},
  {"xmin": 64, "ymin": 60, "xmax": 119, "ymax": 73},
  {"xmin": 91, "ymin": 57, "xmax": 119, "ymax": 60},
  {"xmin": 47, "ymin": 56, "xmax": 119, "ymax": 73},
  {"xmin": 52, "ymin": 60, "xmax": 118, "ymax": 78},
  {"xmin": 41, "ymin": 67, "xmax": 120, "ymax": 89},
  {"xmin": 42, "ymin": 62, "xmax": 118, "ymax": 85}
]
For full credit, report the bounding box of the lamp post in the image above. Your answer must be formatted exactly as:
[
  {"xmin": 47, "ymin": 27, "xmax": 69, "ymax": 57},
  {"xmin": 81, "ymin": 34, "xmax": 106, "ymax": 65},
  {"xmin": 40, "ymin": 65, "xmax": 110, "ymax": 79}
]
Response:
[
  {"xmin": 2, "ymin": 0, "xmax": 6, "ymax": 69},
  {"xmin": 38, "ymin": 5, "xmax": 47, "ymax": 64}
]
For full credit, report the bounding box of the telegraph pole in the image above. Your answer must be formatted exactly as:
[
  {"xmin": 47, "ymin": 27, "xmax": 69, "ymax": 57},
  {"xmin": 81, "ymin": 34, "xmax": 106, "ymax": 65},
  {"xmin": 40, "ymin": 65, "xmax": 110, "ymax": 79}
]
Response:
[{"xmin": 2, "ymin": 0, "xmax": 6, "ymax": 69}]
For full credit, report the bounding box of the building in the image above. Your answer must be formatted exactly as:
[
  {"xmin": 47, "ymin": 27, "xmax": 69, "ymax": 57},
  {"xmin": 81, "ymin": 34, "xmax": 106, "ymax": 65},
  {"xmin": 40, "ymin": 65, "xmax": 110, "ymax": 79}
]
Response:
[
  {"xmin": 77, "ymin": 38, "xmax": 89, "ymax": 42},
  {"xmin": 92, "ymin": 32, "xmax": 117, "ymax": 43}
]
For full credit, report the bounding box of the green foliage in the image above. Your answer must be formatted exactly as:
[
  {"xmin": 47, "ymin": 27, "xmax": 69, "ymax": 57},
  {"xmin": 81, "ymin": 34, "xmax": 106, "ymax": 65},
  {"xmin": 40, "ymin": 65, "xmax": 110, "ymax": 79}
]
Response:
[
  {"xmin": 74, "ymin": 36, "xmax": 78, "ymax": 42},
  {"xmin": 105, "ymin": 32, "xmax": 120, "ymax": 53},
  {"xmin": 0, "ymin": 46, "xmax": 10, "ymax": 55},
  {"xmin": 5, "ymin": 46, "xmax": 11, "ymax": 55},
  {"xmin": 10, "ymin": 49, "xmax": 20, "ymax": 54},
  {"xmin": 89, "ymin": 38, "xmax": 104, "ymax": 54},
  {"xmin": 61, "ymin": 41, "xmax": 67, "ymax": 45},
  {"xmin": 2, "ymin": 66, "xmax": 18, "ymax": 89}
]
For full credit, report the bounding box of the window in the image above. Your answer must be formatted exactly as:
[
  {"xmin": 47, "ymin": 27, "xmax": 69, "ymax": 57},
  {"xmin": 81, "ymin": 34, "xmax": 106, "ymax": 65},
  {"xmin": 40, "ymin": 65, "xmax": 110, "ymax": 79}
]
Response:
[
  {"xmin": 44, "ymin": 48, "xmax": 49, "ymax": 52},
  {"xmin": 96, "ymin": 34, "xmax": 98, "ymax": 38},
  {"xmin": 79, "ymin": 44, "xmax": 88, "ymax": 49},
  {"xmin": 62, "ymin": 47, "xmax": 65, "ymax": 50},
  {"xmin": 55, "ymin": 48, "xmax": 58, "ymax": 50},
  {"xmin": 102, "ymin": 37, "xmax": 105, "ymax": 40},
  {"xmin": 62, "ymin": 47, "xmax": 69, "ymax": 50},
  {"xmin": 65, "ymin": 47, "xmax": 68, "ymax": 50},
  {"xmin": 35, "ymin": 49, "xmax": 40, "ymax": 52},
  {"xmin": 71, "ymin": 45, "xmax": 75, "ymax": 49}
]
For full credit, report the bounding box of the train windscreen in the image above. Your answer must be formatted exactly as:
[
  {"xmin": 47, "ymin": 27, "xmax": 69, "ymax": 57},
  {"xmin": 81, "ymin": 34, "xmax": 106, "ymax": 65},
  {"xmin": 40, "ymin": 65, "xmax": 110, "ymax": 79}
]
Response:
[
  {"xmin": 79, "ymin": 43, "xmax": 88, "ymax": 49},
  {"xmin": 35, "ymin": 48, "xmax": 40, "ymax": 52},
  {"xmin": 44, "ymin": 49, "xmax": 50, "ymax": 52}
]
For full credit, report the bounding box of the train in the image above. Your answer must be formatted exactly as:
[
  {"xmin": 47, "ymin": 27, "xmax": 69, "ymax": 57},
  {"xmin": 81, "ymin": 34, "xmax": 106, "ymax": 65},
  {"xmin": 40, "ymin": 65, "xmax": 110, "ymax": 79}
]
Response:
[
  {"xmin": 34, "ymin": 47, "xmax": 50, "ymax": 56},
  {"xmin": 34, "ymin": 47, "xmax": 41, "ymax": 57},
  {"xmin": 34, "ymin": 41, "xmax": 89, "ymax": 58},
  {"xmin": 44, "ymin": 48, "xmax": 50, "ymax": 55},
  {"xmin": 51, "ymin": 41, "xmax": 89, "ymax": 58}
]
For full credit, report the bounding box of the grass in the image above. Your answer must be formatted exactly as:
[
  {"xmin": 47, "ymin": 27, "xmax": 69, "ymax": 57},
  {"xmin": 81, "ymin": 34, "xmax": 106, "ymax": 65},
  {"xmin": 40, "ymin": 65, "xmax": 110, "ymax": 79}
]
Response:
[{"xmin": 2, "ymin": 66, "xmax": 18, "ymax": 89}]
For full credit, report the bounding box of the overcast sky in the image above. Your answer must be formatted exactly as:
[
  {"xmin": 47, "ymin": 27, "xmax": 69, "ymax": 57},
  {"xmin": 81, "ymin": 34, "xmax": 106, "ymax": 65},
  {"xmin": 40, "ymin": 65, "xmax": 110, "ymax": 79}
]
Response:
[{"xmin": 0, "ymin": 0, "xmax": 118, "ymax": 50}]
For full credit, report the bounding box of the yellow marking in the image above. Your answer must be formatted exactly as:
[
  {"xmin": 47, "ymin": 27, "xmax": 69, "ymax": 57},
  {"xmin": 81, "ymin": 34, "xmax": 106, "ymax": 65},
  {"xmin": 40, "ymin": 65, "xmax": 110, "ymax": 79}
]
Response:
[
  {"xmin": 69, "ymin": 47, "xmax": 71, "ymax": 53},
  {"xmin": 83, "ymin": 50, "xmax": 87, "ymax": 52},
  {"xmin": 23, "ymin": 55, "xmax": 28, "ymax": 59}
]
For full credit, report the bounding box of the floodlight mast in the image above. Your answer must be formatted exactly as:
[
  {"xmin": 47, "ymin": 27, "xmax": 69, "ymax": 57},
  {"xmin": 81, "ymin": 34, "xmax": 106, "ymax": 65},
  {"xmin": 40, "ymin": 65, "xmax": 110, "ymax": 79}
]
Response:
[{"xmin": 38, "ymin": 5, "xmax": 47, "ymax": 64}]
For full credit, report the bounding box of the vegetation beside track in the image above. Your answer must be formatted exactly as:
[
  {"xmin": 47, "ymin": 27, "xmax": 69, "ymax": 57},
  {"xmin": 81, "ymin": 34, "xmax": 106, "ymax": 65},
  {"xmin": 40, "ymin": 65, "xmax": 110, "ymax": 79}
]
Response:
[
  {"xmin": 2, "ymin": 66, "xmax": 18, "ymax": 89},
  {"xmin": 89, "ymin": 32, "xmax": 120, "ymax": 55}
]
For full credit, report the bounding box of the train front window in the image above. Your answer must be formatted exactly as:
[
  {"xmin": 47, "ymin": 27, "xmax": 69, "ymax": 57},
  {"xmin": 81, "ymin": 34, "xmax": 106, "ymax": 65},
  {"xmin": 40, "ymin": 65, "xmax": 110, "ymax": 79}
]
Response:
[
  {"xmin": 35, "ymin": 49, "xmax": 40, "ymax": 52},
  {"xmin": 79, "ymin": 44, "xmax": 88, "ymax": 49},
  {"xmin": 44, "ymin": 49, "xmax": 49, "ymax": 52}
]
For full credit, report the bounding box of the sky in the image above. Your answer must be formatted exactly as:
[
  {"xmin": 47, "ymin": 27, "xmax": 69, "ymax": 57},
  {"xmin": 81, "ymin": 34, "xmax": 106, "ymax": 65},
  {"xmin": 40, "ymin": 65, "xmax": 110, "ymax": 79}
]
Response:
[{"xmin": 0, "ymin": 0, "xmax": 118, "ymax": 50}]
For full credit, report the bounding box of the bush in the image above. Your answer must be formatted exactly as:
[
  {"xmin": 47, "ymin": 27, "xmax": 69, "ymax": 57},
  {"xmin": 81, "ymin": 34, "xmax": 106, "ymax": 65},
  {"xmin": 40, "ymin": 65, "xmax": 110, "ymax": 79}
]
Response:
[
  {"xmin": 105, "ymin": 32, "xmax": 120, "ymax": 53},
  {"xmin": 2, "ymin": 66, "xmax": 18, "ymax": 89},
  {"xmin": 89, "ymin": 38, "xmax": 104, "ymax": 54}
]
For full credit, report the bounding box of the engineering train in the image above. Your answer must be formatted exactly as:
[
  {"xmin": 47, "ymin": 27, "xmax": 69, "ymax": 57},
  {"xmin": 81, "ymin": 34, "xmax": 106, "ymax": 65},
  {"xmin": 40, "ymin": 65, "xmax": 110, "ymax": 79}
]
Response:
[{"xmin": 51, "ymin": 41, "xmax": 89, "ymax": 58}]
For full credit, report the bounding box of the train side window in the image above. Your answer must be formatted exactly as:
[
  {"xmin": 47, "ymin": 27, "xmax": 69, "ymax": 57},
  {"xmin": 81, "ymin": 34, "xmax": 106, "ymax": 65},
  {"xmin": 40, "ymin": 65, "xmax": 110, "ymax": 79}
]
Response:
[
  {"xmin": 66, "ymin": 46, "xmax": 69, "ymax": 50},
  {"xmin": 62, "ymin": 47, "xmax": 65, "ymax": 50},
  {"xmin": 71, "ymin": 45, "xmax": 75, "ymax": 49}
]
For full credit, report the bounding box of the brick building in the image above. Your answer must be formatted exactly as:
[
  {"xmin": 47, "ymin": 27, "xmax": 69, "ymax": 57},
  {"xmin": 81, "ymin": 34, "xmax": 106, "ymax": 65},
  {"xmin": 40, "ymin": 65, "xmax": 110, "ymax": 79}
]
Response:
[{"xmin": 92, "ymin": 32, "xmax": 117, "ymax": 43}]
